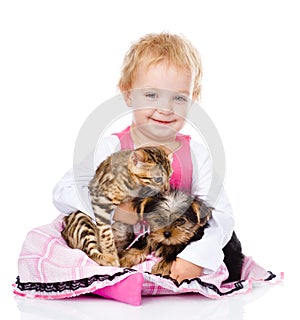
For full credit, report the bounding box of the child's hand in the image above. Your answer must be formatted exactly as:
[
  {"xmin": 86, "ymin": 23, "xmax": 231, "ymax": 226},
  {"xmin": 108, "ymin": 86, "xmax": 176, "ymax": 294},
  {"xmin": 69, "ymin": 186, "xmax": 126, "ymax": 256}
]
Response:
[
  {"xmin": 170, "ymin": 257, "xmax": 203, "ymax": 283},
  {"xmin": 113, "ymin": 201, "xmax": 139, "ymax": 225}
]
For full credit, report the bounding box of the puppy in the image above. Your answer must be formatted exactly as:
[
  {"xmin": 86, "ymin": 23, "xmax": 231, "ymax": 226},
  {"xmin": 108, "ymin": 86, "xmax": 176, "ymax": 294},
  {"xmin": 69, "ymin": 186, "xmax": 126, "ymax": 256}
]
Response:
[{"xmin": 120, "ymin": 189, "xmax": 244, "ymax": 283}]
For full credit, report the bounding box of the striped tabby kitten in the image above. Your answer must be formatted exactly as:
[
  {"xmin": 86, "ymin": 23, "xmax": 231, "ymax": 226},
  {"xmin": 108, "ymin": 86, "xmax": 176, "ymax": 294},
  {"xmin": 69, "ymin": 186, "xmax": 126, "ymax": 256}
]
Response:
[{"xmin": 61, "ymin": 146, "xmax": 172, "ymax": 267}]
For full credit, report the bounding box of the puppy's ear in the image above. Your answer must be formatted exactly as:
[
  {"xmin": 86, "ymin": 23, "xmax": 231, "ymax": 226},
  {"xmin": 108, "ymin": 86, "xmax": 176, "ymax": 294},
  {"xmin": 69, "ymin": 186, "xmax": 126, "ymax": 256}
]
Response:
[{"xmin": 191, "ymin": 198, "xmax": 213, "ymax": 226}]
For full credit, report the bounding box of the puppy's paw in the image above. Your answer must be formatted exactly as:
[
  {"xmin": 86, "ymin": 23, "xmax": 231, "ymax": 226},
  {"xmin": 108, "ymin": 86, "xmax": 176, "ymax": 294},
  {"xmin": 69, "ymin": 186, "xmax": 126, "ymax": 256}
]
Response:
[
  {"xmin": 120, "ymin": 248, "xmax": 147, "ymax": 267},
  {"xmin": 151, "ymin": 260, "xmax": 172, "ymax": 277}
]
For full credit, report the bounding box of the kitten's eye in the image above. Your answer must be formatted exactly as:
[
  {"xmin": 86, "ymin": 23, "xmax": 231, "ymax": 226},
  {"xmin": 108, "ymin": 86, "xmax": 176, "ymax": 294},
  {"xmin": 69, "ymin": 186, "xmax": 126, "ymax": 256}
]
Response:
[
  {"xmin": 176, "ymin": 218, "xmax": 186, "ymax": 226},
  {"xmin": 153, "ymin": 177, "xmax": 163, "ymax": 183}
]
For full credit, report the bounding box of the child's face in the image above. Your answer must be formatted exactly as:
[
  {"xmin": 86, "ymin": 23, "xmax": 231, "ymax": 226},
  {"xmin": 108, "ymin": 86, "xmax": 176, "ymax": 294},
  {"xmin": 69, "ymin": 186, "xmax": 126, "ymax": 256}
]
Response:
[{"xmin": 125, "ymin": 61, "xmax": 193, "ymax": 141}]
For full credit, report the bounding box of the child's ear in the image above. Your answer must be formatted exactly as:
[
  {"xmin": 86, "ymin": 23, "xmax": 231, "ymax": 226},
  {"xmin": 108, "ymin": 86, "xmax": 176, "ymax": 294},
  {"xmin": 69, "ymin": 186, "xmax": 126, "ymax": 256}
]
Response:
[
  {"xmin": 191, "ymin": 198, "xmax": 213, "ymax": 226},
  {"xmin": 122, "ymin": 90, "xmax": 132, "ymax": 107}
]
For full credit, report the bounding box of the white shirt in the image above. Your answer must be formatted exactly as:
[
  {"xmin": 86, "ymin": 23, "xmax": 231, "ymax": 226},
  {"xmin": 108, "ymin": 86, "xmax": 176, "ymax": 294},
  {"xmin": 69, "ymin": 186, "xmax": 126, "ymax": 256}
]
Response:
[{"xmin": 53, "ymin": 134, "xmax": 234, "ymax": 273}]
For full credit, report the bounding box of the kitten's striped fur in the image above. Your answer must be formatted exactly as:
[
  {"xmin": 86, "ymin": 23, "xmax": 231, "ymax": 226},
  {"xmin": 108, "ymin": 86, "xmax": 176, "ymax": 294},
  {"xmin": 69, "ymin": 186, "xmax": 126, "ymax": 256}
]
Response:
[{"xmin": 61, "ymin": 146, "xmax": 172, "ymax": 266}]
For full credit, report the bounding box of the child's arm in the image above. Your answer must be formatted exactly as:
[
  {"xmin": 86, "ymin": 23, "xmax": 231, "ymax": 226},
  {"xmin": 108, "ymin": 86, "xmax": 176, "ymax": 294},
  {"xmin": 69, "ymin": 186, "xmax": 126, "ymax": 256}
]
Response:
[
  {"xmin": 53, "ymin": 136, "xmax": 121, "ymax": 219},
  {"xmin": 176, "ymin": 140, "xmax": 235, "ymax": 274}
]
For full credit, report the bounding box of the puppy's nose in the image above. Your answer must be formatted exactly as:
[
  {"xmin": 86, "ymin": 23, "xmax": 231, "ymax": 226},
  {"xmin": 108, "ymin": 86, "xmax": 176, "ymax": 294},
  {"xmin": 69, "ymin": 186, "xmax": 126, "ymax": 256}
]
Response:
[{"xmin": 163, "ymin": 231, "xmax": 171, "ymax": 238}]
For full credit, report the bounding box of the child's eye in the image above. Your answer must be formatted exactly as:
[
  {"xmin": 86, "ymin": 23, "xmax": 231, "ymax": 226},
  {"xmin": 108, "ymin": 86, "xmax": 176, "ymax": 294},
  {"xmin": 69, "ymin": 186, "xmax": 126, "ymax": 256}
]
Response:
[
  {"xmin": 174, "ymin": 95, "xmax": 189, "ymax": 103},
  {"xmin": 145, "ymin": 92, "xmax": 158, "ymax": 100}
]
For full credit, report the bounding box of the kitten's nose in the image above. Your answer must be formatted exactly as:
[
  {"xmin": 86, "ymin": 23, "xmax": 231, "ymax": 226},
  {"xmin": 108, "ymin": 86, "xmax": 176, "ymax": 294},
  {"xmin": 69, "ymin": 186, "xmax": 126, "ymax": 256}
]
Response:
[
  {"xmin": 163, "ymin": 231, "xmax": 171, "ymax": 238},
  {"xmin": 163, "ymin": 184, "xmax": 170, "ymax": 192}
]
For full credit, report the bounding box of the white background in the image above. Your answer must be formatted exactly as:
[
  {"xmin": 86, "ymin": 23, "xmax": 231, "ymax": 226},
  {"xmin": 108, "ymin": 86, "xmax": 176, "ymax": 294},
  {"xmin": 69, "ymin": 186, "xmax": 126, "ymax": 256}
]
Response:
[{"xmin": 0, "ymin": 0, "xmax": 299, "ymax": 318}]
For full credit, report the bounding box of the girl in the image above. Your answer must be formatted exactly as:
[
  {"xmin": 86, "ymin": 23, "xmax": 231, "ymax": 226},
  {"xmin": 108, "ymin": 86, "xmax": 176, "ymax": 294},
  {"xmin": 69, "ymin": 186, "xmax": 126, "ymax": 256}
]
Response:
[{"xmin": 53, "ymin": 32, "xmax": 234, "ymax": 283}]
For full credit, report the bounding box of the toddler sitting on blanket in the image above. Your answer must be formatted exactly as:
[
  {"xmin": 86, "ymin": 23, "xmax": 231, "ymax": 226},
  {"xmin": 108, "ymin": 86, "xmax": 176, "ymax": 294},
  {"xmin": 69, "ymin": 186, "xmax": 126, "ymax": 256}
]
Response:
[{"xmin": 13, "ymin": 32, "xmax": 283, "ymax": 306}]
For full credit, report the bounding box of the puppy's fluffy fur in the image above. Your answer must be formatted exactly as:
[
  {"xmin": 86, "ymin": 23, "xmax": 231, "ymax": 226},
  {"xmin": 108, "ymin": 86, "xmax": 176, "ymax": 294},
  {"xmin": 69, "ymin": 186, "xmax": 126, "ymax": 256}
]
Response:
[{"xmin": 120, "ymin": 189, "xmax": 244, "ymax": 283}]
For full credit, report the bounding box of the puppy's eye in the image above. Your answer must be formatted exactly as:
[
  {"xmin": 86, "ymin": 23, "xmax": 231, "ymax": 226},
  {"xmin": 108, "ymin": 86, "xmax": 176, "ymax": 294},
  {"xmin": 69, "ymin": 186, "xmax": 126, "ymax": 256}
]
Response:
[
  {"xmin": 153, "ymin": 177, "xmax": 163, "ymax": 183},
  {"xmin": 176, "ymin": 218, "xmax": 186, "ymax": 226}
]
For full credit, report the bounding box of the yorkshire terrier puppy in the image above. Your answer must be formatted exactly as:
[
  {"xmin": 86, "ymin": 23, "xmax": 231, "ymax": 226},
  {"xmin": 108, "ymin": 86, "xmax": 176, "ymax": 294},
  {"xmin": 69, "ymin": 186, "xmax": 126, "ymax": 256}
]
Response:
[{"xmin": 120, "ymin": 189, "xmax": 244, "ymax": 283}]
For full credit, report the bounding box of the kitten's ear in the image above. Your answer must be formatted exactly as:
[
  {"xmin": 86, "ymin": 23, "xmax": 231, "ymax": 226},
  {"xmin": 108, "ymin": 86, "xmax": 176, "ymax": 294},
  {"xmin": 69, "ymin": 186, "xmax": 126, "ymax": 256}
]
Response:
[
  {"xmin": 157, "ymin": 145, "xmax": 171, "ymax": 155},
  {"xmin": 191, "ymin": 199, "xmax": 213, "ymax": 226},
  {"xmin": 131, "ymin": 149, "xmax": 146, "ymax": 167},
  {"xmin": 156, "ymin": 145, "xmax": 173, "ymax": 162}
]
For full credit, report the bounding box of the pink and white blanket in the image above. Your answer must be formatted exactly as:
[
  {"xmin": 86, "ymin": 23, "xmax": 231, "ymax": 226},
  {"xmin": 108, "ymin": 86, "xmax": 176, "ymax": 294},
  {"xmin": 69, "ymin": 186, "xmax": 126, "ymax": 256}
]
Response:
[{"xmin": 13, "ymin": 215, "xmax": 283, "ymax": 306}]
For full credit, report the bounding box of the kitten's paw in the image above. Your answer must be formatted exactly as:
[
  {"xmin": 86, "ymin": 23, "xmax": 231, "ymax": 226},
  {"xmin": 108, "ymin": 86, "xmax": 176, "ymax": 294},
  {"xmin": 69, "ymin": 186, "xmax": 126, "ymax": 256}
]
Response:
[
  {"xmin": 90, "ymin": 252, "xmax": 120, "ymax": 267},
  {"xmin": 101, "ymin": 252, "xmax": 120, "ymax": 267}
]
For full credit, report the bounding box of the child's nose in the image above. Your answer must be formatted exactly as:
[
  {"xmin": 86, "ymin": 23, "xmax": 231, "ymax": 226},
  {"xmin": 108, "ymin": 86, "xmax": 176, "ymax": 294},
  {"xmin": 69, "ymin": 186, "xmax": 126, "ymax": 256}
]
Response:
[
  {"xmin": 158, "ymin": 107, "xmax": 173, "ymax": 114},
  {"xmin": 157, "ymin": 98, "xmax": 173, "ymax": 114}
]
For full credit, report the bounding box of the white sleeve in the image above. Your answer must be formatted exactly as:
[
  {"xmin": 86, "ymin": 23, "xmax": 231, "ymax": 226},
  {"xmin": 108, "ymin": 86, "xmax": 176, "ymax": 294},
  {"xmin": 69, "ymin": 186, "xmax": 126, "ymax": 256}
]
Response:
[
  {"xmin": 52, "ymin": 135, "xmax": 121, "ymax": 219},
  {"xmin": 177, "ymin": 140, "xmax": 235, "ymax": 272}
]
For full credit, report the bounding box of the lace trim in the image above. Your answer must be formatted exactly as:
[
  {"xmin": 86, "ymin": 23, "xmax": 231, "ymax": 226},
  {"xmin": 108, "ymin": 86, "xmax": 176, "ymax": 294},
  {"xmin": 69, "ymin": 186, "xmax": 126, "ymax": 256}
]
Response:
[
  {"xmin": 15, "ymin": 268, "xmax": 135, "ymax": 293},
  {"xmin": 176, "ymin": 270, "xmax": 276, "ymax": 296},
  {"xmin": 264, "ymin": 271, "xmax": 276, "ymax": 281},
  {"xmin": 15, "ymin": 270, "xmax": 276, "ymax": 296}
]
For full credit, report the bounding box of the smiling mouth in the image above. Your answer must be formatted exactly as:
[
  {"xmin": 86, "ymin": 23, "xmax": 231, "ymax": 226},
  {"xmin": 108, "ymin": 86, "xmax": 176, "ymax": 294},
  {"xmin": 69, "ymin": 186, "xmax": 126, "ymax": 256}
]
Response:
[{"xmin": 151, "ymin": 118, "xmax": 174, "ymax": 125}]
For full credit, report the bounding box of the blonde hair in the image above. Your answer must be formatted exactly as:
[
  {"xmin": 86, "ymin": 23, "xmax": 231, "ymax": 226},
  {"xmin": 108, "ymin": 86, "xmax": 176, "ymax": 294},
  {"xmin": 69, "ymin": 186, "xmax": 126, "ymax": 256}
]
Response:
[{"xmin": 118, "ymin": 32, "xmax": 203, "ymax": 101}]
